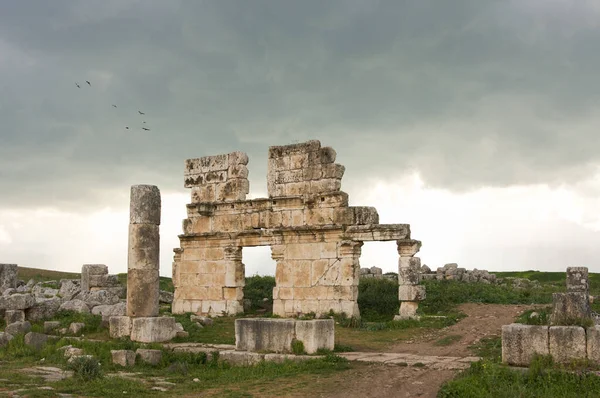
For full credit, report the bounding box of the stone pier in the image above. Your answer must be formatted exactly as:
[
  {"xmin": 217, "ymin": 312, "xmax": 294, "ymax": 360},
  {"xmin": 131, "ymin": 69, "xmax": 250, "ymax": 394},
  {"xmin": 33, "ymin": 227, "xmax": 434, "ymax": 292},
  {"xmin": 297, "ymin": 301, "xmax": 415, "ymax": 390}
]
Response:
[
  {"xmin": 127, "ymin": 185, "xmax": 161, "ymax": 318},
  {"xmin": 110, "ymin": 184, "xmax": 178, "ymax": 342},
  {"xmin": 395, "ymin": 240, "xmax": 425, "ymax": 320}
]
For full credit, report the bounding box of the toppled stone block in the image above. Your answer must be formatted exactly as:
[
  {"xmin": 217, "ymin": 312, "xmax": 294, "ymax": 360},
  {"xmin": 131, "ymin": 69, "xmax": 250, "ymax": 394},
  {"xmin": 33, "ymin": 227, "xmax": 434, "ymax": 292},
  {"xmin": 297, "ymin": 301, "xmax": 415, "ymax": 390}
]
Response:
[
  {"xmin": 111, "ymin": 350, "xmax": 136, "ymax": 367},
  {"xmin": 59, "ymin": 299, "xmax": 90, "ymax": 314},
  {"xmin": 235, "ymin": 318, "xmax": 334, "ymax": 354},
  {"xmin": 136, "ymin": 349, "xmax": 162, "ymax": 365},
  {"xmin": 0, "ymin": 293, "xmax": 35, "ymax": 310},
  {"xmin": 64, "ymin": 347, "xmax": 84, "ymax": 358},
  {"xmin": 5, "ymin": 321, "xmax": 32, "ymax": 336},
  {"xmin": 502, "ymin": 324, "xmax": 549, "ymax": 366},
  {"xmin": 109, "ymin": 316, "xmax": 132, "ymax": 339},
  {"xmin": 44, "ymin": 321, "xmax": 61, "ymax": 334},
  {"xmin": 159, "ymin": 290, "xmax": 174, "ymax": 304},
  {"xmin": 190, "ymin": 315, "xmax": 213, "ymax": 326},
  {"xmin": 587, "ymin": 326, "xmax": 600, "ymax": 362},
  {"xmin": 69, "ymin": 322, "xmax": 85, "ymax": 335},
  {"xmin": 0, "ymin": 332, "xmax": 14, "ymax": 347},
  {"xmin": 91, "ymin": 302, "xmax": 127, "ymax": 318},
  {"xmin": 0, "ymin": 264, "xmax": 17, "ymax": 292},
  {"xmin": 130, "ymin": 317, "xmax": 177, "ymax": 343},
  {"xmin": 5, "ymin": 310, "xmax": 25, "ymax": 324},
  {"xmin": 551, "ymin": 292, "xmax": 591, "ymax": 324},
  {"xmin": 566, "ymin": 267, "xmax": 589, "ymax": 293},
  {"xmin": 26, "ymin": 298, "xmax": 61, "ymax": 321},
  {"xmin": 549, "ymin": 326, "xmax": 586, "ymax": 363},
  {"xmin": 219, "ymin": 350, "xmax": 264, "ymax": 366},
  {"xmin": 24, "ymin": 332, "xmax": 48, "ymax": 350},
  {"xmin": 295, "ymin": 319, "xmax": 334, "ymax": 354},
  {"xmin": 59, "ymin": 279, "xmax": 81, "ymax": 301},
  {"xmin": 77, "ymin": 290, "xmax": 120, "ymax": 307}
]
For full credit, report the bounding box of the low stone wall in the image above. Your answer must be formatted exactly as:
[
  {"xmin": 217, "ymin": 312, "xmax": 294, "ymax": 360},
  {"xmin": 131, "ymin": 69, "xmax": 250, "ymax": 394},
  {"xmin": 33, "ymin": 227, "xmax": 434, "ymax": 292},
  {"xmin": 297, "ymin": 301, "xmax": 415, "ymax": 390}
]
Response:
[
  {"xmin": 359, "ymin": 267, "xmax": 396, "ymax": 281},
  {"xmin": 502, "ymin": 323, "xmax": 600, "ymax": 366},
  {"xmin": 235, "ymin": 318, "xmax": 334, "ymax": 354}
]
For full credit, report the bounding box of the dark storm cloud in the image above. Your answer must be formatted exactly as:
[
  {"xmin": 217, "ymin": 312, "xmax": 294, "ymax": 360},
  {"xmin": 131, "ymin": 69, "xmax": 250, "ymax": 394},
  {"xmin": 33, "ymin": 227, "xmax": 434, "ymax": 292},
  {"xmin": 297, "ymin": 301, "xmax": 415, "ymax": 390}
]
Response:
[{"xmin": 1, "ymin": 0, "xmax": 600, "ymax": 209}]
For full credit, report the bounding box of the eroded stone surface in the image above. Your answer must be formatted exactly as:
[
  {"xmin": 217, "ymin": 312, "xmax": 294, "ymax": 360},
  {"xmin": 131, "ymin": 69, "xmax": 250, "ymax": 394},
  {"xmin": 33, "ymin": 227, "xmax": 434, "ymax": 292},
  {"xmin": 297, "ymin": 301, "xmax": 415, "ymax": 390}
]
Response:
[
  {"xmin": 549, "ymin": 326, "xmax": 586, "ymax": 363},
  {"xmin": 502, "ymin": 324, "xmax": 549, "ymax": 366},
  {"xmin": 109, "ymin": 316, "xmax": 132, "ymax": 338},
  {"xmin": 0, "ymin": 264, "xmax": 17, "ymax": 292},
  {"xmin": 130, "ymin": 317, "xmax": 177, "ymax": 343},
  {"xmin": 136, "ymin": 349, "xmax": 163, "ymax": 365},
  {"xmin": 173, "ymin": 140, "xmax": 423, "ymax": 318},
  {"xmin": 111, "ymin": 350, "xmax": 136, "ymax": 367}
]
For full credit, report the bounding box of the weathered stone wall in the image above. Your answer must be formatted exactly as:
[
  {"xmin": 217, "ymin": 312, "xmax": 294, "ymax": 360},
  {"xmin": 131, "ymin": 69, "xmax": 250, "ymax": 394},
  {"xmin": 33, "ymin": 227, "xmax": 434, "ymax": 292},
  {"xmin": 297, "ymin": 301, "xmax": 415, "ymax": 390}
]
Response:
[{"xmin": 173, "ymin": 140, "xmax": 423, "ymax": 318}]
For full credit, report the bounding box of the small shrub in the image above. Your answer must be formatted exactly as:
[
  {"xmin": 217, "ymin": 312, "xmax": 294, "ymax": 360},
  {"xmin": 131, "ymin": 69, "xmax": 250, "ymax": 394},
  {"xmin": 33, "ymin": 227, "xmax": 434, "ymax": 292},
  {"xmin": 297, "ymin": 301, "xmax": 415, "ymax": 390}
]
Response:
[
  {"xmin": 291, "ymin": 339, "xmax": 305, "ymax": 355},
  {"xmin": 67, "ymin": 356, "xmax": 103, "ymax": 381},
  {"xmin": 358, "ymin": 278, "xmax": 399, "ymax": 321},
  {"xmin": 244, "ymin": 275, "xmax": 276, "ymax": 312}
]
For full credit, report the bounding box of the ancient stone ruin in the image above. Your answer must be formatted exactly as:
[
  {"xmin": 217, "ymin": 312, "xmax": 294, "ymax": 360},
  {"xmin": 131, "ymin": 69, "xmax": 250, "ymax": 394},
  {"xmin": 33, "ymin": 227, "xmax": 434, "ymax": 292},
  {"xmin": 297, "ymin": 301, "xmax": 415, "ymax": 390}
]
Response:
[
  {"xmin": 110, "ymin": 185, "xmax": 180, "ymax": 342},
  {"xmin": 502, "ymin": 266, "xmax": 599, "ymax": 366},
  {"xmin": 172, "ymin": 140, "xmax": 424, "ymax": 319}
]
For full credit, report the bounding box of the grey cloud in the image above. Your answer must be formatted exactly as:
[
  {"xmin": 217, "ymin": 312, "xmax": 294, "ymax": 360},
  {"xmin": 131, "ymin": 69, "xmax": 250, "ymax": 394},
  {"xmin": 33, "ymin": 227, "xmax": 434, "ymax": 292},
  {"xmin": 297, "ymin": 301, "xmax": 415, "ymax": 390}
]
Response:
[{"xmin": 1, "ymin": 0, "xmax": 600, "ymax": 210}]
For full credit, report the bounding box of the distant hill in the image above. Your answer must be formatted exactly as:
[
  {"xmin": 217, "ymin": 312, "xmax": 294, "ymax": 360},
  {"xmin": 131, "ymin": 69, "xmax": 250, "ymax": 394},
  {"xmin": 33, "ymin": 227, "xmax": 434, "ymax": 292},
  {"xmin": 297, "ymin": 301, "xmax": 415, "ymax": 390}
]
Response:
[{"xmin": 18, "ymin": 266, "xmax": 80, "ymax": 282}]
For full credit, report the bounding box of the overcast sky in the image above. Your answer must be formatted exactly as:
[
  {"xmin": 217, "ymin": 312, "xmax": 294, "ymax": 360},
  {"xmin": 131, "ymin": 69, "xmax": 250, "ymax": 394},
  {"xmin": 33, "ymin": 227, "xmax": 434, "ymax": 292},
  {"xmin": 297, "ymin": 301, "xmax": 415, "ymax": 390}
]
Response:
[{"xmin": 2, "ymin": 0, "xmax": 600, "ymax": 277}]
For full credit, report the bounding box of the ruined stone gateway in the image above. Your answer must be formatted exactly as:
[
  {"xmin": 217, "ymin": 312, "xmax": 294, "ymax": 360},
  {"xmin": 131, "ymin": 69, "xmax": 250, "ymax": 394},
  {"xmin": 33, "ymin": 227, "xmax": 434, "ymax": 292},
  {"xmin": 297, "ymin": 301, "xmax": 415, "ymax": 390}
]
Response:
[{"xmin": 172, "ymin": 140, "xmax": 423, "ymax": 318}]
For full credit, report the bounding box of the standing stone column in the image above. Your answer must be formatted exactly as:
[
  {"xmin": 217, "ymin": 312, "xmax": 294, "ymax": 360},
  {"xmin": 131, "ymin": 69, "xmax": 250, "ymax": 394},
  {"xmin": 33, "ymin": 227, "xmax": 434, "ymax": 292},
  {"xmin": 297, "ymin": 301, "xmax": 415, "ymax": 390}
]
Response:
[
  {"xmin": 127, "ymin": 185, "xmax": 161, "ymax": 317},
  {"xmin": 395, "ymin": 240, "xmax": 425, "ymax": 320}
]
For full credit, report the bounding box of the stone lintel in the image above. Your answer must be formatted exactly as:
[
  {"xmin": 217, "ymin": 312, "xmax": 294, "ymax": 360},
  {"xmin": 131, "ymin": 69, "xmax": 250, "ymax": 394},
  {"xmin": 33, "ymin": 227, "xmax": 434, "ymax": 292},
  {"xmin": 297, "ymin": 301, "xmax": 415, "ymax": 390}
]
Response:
[{"xmin": 343, "ymin": 224, "xmax": 411, "ymax": 241}]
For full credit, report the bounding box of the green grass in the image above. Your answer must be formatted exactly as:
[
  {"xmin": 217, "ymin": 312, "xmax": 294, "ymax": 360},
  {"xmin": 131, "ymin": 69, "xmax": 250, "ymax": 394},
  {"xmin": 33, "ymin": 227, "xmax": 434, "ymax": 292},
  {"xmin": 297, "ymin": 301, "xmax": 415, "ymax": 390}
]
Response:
[
  {"xmin": 468, "ymin": 336, "xmax": 502, "ymax": 362},
  {"xmin": 439, "ymin": 355, "xmax": 600, "ymax": 397},
  {"xmin": 170, "ymin": 313, "xmax": 236, "ymax": 345},
  {"xmin": 515, "ymin": 307, "xmax": 552, "ymax": 325}
]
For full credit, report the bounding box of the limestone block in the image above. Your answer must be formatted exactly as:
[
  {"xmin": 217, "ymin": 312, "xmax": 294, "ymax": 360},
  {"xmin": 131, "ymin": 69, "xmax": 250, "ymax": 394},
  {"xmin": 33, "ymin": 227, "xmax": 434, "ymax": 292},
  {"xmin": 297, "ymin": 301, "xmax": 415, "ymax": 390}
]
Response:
[
  {"xmin": 215, "ymin": 179, "xmax": 249, "ymax": 202},
  {"xmin": 5, "ymin": 321, "xmax": 31, "ymax": 335},
  {"xmin": 398, "ymin": 285, "xmax": 426, "ymax": 301},
  {"xmin": 551, "ymin": 292, "xmax": 591, "ymax": 324},
  {"xmin": 111, "ymin": 350, "xmax": 136, "ymax": 367},
  {"xmin": 91, "ymin": 302, "xmax": 127, "ymax": 318},
  {"xmin": 229, "ymin": 151, "xmax": 249, "ymax": 166},
  {"xmin": 64, "ymin": 347, "xmax": 84, "ymax": 359},
  {"xmin": 264, "ymin": 353, "xmax": 323, "ymax": 363},
  {"xmin": 24, "ymin": 332, "xmax": 48, "ymax": 350},
  {"xmin": 587, "ymin": 326, "xmax": 600, "ymax": 362},
  {"xmin": 5, "ymin": 310, "xmax": 25, "ymax": 324},
  {"xmin": 136, "ymin": 349, "xmax": 163, "ymax": 365},
  {"xmin": 130, "ymin": 317, "xmax": 177, "ymax": 343},
  {"xmin": 59, "ymin": 299, "xmax": 90, "ymax": 314},
  {"xmin": 397, "ymin": 240, "xmax": 422, "ymax": 257},
  {"xmin": 69, "ymin": 322, "xmax": 85, "ymax": 335},
  {"xmin": 396, "ymin": 301, "xmax": 420, "ymax": 320},
  {"xmin": 0, "ymin": 293, "xmax": 34, "ymax": 310},
  {"xmin": 0, "ymin": 264, "xmax": 17, "ymax": 292},
  {"xmin": 89, "ymin": 274, "xmax": 119, "ymax": 288},
  {"xmin": 129, "ymin": 185, "xmax": 161, "ymax": 225},
  {"xmin": 219, "ymin": 350, "xmax": 265, "ymax": 366},
  {"xmin": 78, "ymin": 290, "xmax": 120, "ymax": 307},
  {"xmin": 235, "ymin": 318, "xmax": 296, "ymax": 353},
  {"xmin": 549, "ymin": 326, "xmax": 586, "ymax": 363},
  {"xmin": 501, "ymin": 324, "xmax": 549, "ymax": 366},
  {"xmin": 353, "ymin": 207, "xmax": 379, "ymax": 225},
  {"xmin": 309, "ymin": 179, "xmax": 341, "ymax": 195},
  {"xmin": 59, "ymin": 279, "xmax": 81, "ymax": 300},
  {"xmin": 127, "ymin": 268, "xmax": 159, "ymax": 317},
  {"xmin": 321, "ymin": 164, "xmax": 345, "ymax": 179},
  {"xmin": 398, "ymin": 260, "xmax": 421, "ymax": 286},
  {"xmin": 269, "ymin": 140, "xmax": 321, "ymax": 160},
  {"xmin": 44, "ymin": 321, "xmax": 60, "ymax": 334},
  {"xmin": 26, "ymin": 298, "xmax": 61, "ymax": 321},
  {"xmin": 295, "ymin": 319, "xmax": 334, "ymax": 354},
  {"xmin": 81, "ymin": 264, "xmax": 107, "ymax": 292},
  {"xmin": 566, "ymin": 267, "xmax": 589, "ymax": 293},
  {"xmin": 127, "ymin": 224, "xmax": 160, "ymax": 271},
  {"xmin": 0, "ymin": 332, "xmax": 14, "ymax": 348},
  {"xmin": 109, "ymin": 316, "xmax": 132, "ymax": 338}
]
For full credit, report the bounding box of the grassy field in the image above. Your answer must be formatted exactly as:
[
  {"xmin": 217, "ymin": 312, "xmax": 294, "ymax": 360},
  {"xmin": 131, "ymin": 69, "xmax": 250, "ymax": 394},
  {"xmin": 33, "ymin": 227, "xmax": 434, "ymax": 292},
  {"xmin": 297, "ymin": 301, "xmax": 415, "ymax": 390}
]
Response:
[{"xmin": 17, "ymin": 266, "xmax": 80, "ymax": 282}]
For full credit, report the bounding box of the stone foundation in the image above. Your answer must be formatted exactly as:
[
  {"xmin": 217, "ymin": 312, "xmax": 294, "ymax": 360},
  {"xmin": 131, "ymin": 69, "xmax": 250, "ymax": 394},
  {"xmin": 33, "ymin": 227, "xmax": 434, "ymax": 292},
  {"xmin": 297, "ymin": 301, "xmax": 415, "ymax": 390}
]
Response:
[{"xmin": 235, "ymin": 318, "xmax": 334, "ymax": 354}]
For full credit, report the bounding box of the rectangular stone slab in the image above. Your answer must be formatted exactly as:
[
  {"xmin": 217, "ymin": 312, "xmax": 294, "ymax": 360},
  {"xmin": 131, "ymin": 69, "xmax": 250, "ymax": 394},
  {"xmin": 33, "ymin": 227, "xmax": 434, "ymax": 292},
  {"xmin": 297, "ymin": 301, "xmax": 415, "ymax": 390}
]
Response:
[
  {"xmin": 130, "ymin": 317, "xmax": 177, "ymax": 343},
  {"xmin": 502, "ymin": 324, "xmax": 549, "ymax": 366}
]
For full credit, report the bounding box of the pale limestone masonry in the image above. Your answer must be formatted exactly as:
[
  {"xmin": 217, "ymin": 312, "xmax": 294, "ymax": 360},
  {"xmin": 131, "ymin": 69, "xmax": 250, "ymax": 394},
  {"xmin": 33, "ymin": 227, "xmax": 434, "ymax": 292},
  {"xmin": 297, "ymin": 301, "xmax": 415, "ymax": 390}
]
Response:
[
  {"xmin": 0, "ymin": 264, "xmax": 17, "ymax": 292},
  {"xmin": 172, "ymin": 140, "xmax": 423, "ymax": 318},
  {"xmin": 127, "ymin": 185, "xmax": 161, "ymax": 317},
  {"xmin": 110, "ymin": 185, "xmax": 179, "ymax": 343},
  {"xmin": 235, "ymin": 318, "xmax": 334, "ymax": 354}
]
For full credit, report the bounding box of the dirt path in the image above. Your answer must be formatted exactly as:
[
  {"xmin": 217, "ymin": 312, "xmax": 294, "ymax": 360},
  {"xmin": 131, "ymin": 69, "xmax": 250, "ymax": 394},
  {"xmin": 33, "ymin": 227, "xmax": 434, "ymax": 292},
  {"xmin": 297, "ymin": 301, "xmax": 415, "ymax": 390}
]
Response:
[
  {"xmin": 301, "ymin": 303, "xmax": 538, "ymax": 398},
  {"xmin": 389, "ymin": 303, "xmax": 538, "ymax": 357}
]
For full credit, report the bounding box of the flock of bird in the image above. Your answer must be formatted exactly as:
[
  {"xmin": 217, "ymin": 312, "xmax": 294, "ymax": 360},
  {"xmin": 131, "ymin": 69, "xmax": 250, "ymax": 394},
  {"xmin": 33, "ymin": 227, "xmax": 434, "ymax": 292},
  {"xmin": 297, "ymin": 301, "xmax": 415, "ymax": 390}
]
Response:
[{"xmin": 75, "ymin": 80, "xmax": 151, "ymax": 131}]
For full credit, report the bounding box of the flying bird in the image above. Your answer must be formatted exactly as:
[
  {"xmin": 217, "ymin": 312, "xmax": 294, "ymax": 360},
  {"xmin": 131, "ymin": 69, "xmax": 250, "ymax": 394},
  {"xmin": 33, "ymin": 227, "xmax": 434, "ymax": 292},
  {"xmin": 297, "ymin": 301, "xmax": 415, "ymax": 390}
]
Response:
[
  {"xmin": 75, "ymin": 83, "xmax": 81, "ymax": 88},
  {"xmin": 138, "ymin": 111, "xmax": 145, "ymax": 115},
  {"xmin": 142, "ymin": 127, "xmax": 150, "ymax": 131},
  {"xmin": 125, "ymin": 126, "xmax": 129, "ymax": 130},
  {"xmin": 112, "ymin": 104, "xmax": 117, "ymax": 108},
  {"xmin": 143, "ymin": 121, "xmax": 146, "ymax": 124},
  {"xmin": 86, "ymin": 80, "xmax": 91, "ymax": 86}
]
